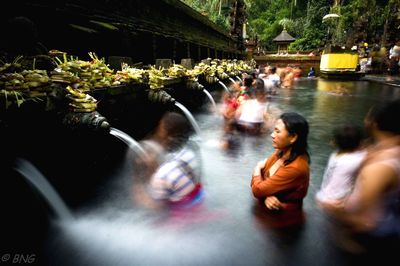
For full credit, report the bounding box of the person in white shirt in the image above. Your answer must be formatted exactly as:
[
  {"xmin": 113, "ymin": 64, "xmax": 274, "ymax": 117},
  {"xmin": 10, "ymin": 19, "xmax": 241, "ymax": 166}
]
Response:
[
  {"xmin": 316, "ymin": 124, "xmax": 366, "ymax": 205},
  {"xmin": 267, "ymin": 66, "xmax": 281, "ymax": 89},
  {"xmin": 236, "ymin": 78, "xmax": 269, "ymax": 135}
]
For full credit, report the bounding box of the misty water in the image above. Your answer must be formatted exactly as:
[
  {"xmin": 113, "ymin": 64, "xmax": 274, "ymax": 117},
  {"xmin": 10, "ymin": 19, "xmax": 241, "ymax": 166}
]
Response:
[
  {"xmin": 202, "ymin": 88, "xmax": 218, "ymax": 112},
  {"xmin": 218, "ymin": 80, "xmax": 231, "ymax": 95},
  {"xmin": 44, "ymin": 78, "xmax": 399, "ymax": 266},
  {"xmin": 109, "ymin": 127, "xmax": 147, "ymax": 158}
]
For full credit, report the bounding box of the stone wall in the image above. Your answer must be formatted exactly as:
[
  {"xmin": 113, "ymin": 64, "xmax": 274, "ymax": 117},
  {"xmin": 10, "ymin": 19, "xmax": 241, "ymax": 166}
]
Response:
[{"xmin": 0, "ymin": 0, "xmax": 245, "ymax": 65}]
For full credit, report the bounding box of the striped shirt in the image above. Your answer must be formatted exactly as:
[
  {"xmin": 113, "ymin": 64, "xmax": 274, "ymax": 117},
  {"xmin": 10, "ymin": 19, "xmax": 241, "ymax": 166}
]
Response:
[{"xmin": 149, "ymin": 146, "xmax": 201, "ymax": 202}]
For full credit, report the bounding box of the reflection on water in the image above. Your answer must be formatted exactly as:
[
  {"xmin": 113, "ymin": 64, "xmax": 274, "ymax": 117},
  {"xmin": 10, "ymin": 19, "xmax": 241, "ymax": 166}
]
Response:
[{"xmin": 47, "ymin": 79, "xmax": 399, "ymax": 266}]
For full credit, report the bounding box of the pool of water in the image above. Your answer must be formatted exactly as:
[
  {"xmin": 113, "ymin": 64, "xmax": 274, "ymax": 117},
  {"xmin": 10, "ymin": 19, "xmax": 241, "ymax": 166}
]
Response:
[{"xmin": 45, "ymin": 78, "xmax": 399, "ymax": 266}]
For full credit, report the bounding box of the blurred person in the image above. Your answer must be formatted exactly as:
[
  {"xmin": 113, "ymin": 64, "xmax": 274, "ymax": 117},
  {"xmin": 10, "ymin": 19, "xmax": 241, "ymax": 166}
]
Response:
[
  {"xmin": 235, "ymin": 78, "xmax": 269, "ymax": 135},
  {"xmin": 292, "ymin": 66, "xmax": 302, "ymax": 79},
  {"xmin": 237, "ymin": 74, "xmax": 253, "ymax": 103},
  {"xmin": 219, "ymin": 119, "xmax": 240, "ymax": 151},
  {"xmin": 267, "ymin": 66, "xmax": 281, "ymax": 89},
  {"xmin": 259, "ymin": 73, "xmax": 276, "ymax": 96},
  {"xmin": 281, "ymin": 66, "xmax": 294, "ymax": 88},
  {"xmin": 220, "ymin": 83, "xmax": 241, "ymax": 150},
  {"xmin": 307, "ymin": 67, "xmax": 316, "ymax": 78},
  {"xmin": 133, "ymin": 112, "xmax": 204, "ymax": 210},
  {"xmin": 387, "ymin": 42, "xmax": 400, "ymax": 76},
  {"xmin": 221, "ymin": 80, "xmax": 241, "ymax": 121},
  {"xmin": 316, "ymin": 124, "xmax": 367, "ymax": 206},
  {"xmin": 251, "ymin": 112, "xmax": 310, "ymax": 228},
  {"xmin": 321, "ymin": 99, "xmax": 400, "ymax": 258}
]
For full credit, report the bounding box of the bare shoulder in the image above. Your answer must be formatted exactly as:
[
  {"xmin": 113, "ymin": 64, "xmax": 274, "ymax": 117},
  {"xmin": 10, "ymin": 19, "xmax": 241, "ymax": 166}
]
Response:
[{"xmin": 359, "ymin": 163, "xmax": 399, "ymax": 191}]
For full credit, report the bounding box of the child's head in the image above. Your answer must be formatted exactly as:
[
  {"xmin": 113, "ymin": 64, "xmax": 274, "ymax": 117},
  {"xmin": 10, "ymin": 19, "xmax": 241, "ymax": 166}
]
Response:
[
  {"xmin": 156, "ymin": 112, "xmax": 192, "ymax": 150},
  {"xmin": 332, "ymin": 124, "xmax": 364, "ymax": 152},
  {"xmin": 243, "ymin": 75, "xmax": 254, "ymax": 87},
  {"xmin": 254, "ymin": 78, "xmax": 266, "ymax": 100}
]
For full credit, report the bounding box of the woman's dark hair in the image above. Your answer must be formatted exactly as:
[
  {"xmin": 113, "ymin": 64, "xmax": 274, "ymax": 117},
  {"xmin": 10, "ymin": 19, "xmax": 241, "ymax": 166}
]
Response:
[
  {"xmin": 333, "ymin": 124, "xmax": 364, "ymax": 152},
  {"xmin": 243, "ymin": 75, "xmax": 253, "ymax": 87},
  {"xmin": 254, "ymin": 78, "xmax": 265, "ymax": 92},
  {"xmin": 279, "ymin": 112, "xmax": 310, "ymax": 165},
  {"xmin": 366, "ymin": 98, "xmax": 400, "ymax": 134}
]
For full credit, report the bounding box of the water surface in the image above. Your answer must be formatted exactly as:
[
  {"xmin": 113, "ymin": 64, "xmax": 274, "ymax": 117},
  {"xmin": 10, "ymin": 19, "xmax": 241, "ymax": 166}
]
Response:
[{"xmin": 47, "ymin": 78, "xmax": 400, "ymax": 266}]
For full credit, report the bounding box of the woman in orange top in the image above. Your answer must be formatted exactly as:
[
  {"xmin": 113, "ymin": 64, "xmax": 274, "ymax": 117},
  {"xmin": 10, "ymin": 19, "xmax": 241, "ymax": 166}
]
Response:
[{"xmin": 251, "ymin": 112, "xmax": 310, "ymax": 227}]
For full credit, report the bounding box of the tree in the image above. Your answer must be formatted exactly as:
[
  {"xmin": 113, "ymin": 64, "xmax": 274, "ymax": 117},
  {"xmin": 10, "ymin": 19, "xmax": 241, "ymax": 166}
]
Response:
[{"xmin": 181, "ymin": 0, "xmax": 400, "ymax": 52}]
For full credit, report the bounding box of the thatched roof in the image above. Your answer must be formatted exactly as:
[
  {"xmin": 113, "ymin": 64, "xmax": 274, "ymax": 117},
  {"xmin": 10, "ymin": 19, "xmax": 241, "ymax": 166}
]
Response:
[{"xmin": 273, "ymin": 30, "xmax": 295, "ymax": 43}]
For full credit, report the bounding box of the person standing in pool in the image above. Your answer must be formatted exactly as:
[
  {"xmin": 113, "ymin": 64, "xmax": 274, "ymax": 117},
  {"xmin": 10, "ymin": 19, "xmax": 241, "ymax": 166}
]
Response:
[{"xmin": 251, "ymin": 112, "xmax": 310, "ymax": 227}]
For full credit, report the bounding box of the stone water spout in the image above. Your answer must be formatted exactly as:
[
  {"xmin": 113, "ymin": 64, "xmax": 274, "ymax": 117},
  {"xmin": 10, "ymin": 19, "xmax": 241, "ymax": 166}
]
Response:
[
  {"xmin": 185, "ymin": 80, "xmax": 204, "ymax": 91},
  {"xmin": 62, "ymin": 111, "xmax": 110, "ymax": 132},
  {"xmin": 148, "ymin": 89, "xmax": 176, "ymax": 105},
  {"xmin": 147, "ymin": 89, "xmax": 201, "ymax": 138},
  {"xmin": 184, "ymin": 80, "xmax": 217, "ymax": 111}
]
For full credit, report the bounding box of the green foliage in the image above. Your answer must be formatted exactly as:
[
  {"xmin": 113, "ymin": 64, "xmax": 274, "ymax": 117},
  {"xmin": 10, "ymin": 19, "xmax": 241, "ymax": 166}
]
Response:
[
  {"xmin": 289, "ymin": 28, "xmax": 326, "ymax": 51},
  {"xmin": 181, "ymin": 0, "xmax": 399, "ymax": 51}
]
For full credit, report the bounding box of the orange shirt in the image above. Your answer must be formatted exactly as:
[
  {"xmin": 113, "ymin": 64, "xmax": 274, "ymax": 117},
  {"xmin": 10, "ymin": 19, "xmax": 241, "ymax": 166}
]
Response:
[{"xmin": 251, "ymin": 151, "xmax": 310, "ymax": 204}]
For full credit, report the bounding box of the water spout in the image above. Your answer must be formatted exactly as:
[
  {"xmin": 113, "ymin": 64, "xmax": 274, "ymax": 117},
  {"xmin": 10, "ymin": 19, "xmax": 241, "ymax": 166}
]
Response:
[
  {"xmin": 148, "ymin": 89, "xmax": 176, "ymax": 105},
  {"xmin": 63, "ymin": 111, "xmax": 110, "ymax": 132},
  {"xmin": 14, "ymin": 158, "xmax": 74, "ymax": 221},
  {"xmin": 202, "ymin": 89, "xmax": 217, "ymax": 112},
  {"xmin": 109, "ymin": 127, "xmax": 148, "ymax": 159},
  {"xmin": 228, "ymin": 77, "xmax": 236, "ymax": 84},
  {"xmin": 174, "ymin": 101, "xmax": 202, "ymax": 138},
  {"xmin": 218, "ymin": 80, "xmax": 231, "ymax": 95},
  {"xmin": 235, "ymin": 76, "xmax": 242, "ymax": 82}
]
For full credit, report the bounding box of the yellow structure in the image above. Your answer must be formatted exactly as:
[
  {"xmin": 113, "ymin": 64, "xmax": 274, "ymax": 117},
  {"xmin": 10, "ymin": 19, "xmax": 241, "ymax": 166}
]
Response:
[{"xmin": 320, "ymin": 53, "xmax": 359, "ymax": 72}]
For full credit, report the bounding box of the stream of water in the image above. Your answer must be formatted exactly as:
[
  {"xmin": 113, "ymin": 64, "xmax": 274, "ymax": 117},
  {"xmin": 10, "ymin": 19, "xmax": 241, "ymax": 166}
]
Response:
[{"xmin": 33, "ymin": 78, "xmax": 400, "ymax": 265}]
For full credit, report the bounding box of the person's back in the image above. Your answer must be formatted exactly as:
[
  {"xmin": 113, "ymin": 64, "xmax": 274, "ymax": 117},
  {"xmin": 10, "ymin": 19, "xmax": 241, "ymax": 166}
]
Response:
[
  {"xmin": 345, "ymin": 100, "xmax": 400, "ymax": 235},
  {"xmin": 146, "ymin": 112, "xmax": 204, "ymax": 209},
  {"xmin": 282, "ymin": 68, "xmax": 294, "ymax": 88},
  {"xmin": 322, "ymin": 99, "xmax": 400, "ymax": 258},
  {"xmin": 238, "ymin": 75, "xmax": 253, "ymax": 103},
  {"xmin": 308, "ymin": 67, "xmax": 316, "ymax": 78},
  {"xmin": 316, "ymin": 124, "xmax": 367, "ymax": 205},
  {"xmin": 150, "ymin": 143, "xmax": 203, "ymax": 206},
  {"xmin": 259, "ymin": 74, "xmax": 276, "ymax": 96},
  {"xmin": 236, "ymin": 79, "xmax": 268, "ymax": 134},
  {"xmin": 268, "ymin": 66, "xmax": 281, "ymax": 88}
]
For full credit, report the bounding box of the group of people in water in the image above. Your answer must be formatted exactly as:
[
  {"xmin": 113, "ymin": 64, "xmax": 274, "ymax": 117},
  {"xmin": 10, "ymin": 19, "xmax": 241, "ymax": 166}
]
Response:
[
  {"xmin": 219, "ymin": 64, "xmax": 306, "ymax": 148},
  {"xmin": 131, "ymin": 66, "xmax": 400, "ymax": 261}
]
